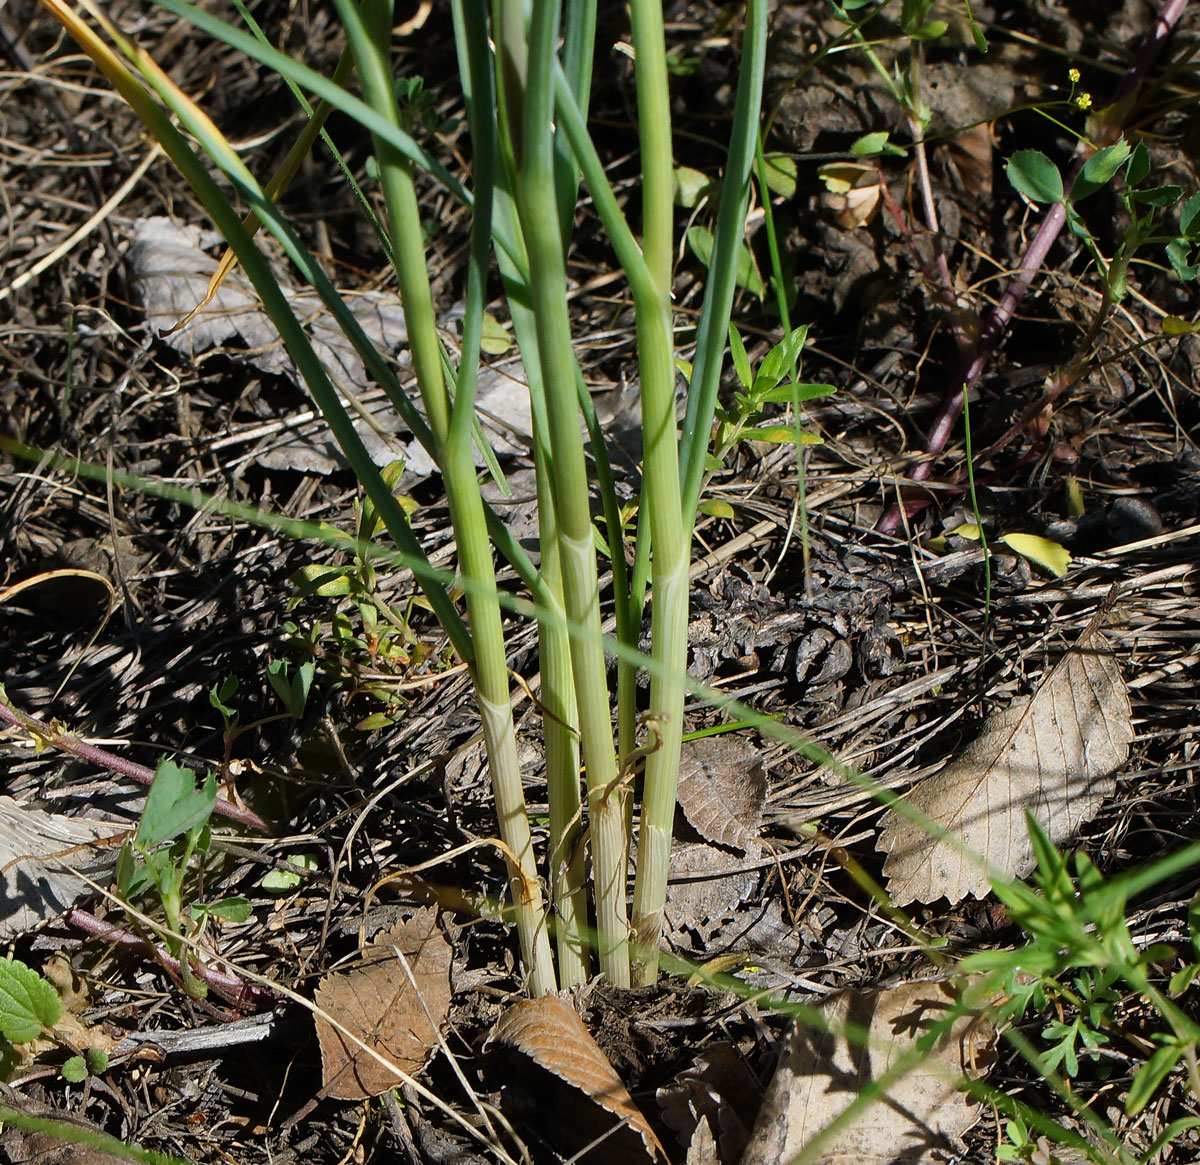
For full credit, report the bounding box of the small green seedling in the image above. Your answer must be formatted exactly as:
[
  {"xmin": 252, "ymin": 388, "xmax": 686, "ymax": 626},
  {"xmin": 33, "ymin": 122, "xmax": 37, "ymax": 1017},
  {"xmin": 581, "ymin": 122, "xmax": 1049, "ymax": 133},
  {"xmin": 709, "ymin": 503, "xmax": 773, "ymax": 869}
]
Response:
[
  {"xmin": 709, "ymin": 324, "xmax": 834, "ymax": 469},
  {"xmin": 1007, "ymin": 140, "xmax": 1200, "ymax": 303},
  {"xmin": 963, "ymin": 815, "xmax": 1200, "ymax": 1125},
  {"xmin": 115, "ymin": 758, "xmax": 248, "ymax": 994},
  {"xmin": 287, "ymin": 460, "xmax": 434, "ymax": 730},
  {"xmin": 0, "ymin": 959, "xmax": 108, "ymax": 1083}
]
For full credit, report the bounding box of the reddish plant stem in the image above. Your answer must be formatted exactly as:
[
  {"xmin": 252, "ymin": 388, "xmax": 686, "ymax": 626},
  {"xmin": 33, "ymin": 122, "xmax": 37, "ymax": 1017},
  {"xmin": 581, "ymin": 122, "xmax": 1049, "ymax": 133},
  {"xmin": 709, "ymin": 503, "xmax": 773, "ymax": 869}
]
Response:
[
  {"xmin": 0, "ymin": 697, "xmax": 270, "ymax": 833},
  {"xmin": 876, "ymin": 0, "xmax": 1188, "ymax": 534},
  {"xmin": 67, "ymin": 908, "xmax": 275, "ymax": 1011}
]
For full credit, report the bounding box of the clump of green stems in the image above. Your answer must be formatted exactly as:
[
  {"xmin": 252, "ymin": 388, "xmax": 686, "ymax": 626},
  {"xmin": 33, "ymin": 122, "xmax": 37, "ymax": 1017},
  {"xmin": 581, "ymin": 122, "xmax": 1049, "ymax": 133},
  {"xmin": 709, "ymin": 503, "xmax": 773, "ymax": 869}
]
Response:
[{"xmin": 45, "ymin": 0, "xmax": 770, "ymax": 993}]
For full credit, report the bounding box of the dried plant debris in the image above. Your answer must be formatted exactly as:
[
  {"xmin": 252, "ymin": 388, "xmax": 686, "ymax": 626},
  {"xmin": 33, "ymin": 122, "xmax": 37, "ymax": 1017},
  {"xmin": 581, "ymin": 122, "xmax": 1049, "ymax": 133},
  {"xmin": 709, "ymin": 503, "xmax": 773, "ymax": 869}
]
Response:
[
  {"xmin": 128, "ymin": 217, "xmax": 532, "ymax": 476},
  {"xmin": 676, "ymin": 735, "xmax": 767, "ymax": 853},
  {"xmin": 664, "ymin": 842, "xmax": 761, "ymax": 952},
  {"xmin": 314, "ymin": 907, "xmax": 452, "ymax": 1100},
  {"xmin": 878, "ymin": 628, "xmax": 1134, "ymax": 905},
  {"xmin": 0, "ymin": 797, "xmax": 124, "ymax": 939},
  {"xmin": 657, "ymin": 1041, "xmax": 761, "ymax": 1165},
  {"xmin": 742, "ymin": 977, "xmax": 996, "ymax": 1164},
  {"xmin": 0, "ymin": 1099, "xmax": 130, "ymax": 1165},
  {"xmin": 486, "ymin": 994, "xmax": 667, "ymax": 1163}
]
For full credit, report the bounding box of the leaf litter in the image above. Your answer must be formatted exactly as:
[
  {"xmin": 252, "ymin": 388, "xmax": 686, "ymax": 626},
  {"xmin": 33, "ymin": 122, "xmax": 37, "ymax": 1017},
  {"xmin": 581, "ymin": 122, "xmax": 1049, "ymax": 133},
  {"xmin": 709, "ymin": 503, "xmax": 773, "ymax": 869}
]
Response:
[
  {"xmin": 486, "ymin": 993, "xmax": 668, "ymax": 1163},
  {"xmin": 877, "ymin": 625, "xmax": 1134, "ymax": 905},
  {"xmin": 741, "ymin": 976, "xmax": 996, "ymax": 1164},
  {"xmin": 313, "ymin": 906, "xmax": 453, "ymax": 1100}
]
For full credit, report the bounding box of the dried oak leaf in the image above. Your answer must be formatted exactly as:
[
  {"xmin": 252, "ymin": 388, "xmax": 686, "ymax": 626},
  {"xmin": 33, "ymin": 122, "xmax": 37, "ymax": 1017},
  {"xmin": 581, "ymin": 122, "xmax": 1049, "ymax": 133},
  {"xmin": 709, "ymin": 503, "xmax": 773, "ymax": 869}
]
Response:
[
  {"xmin": 878, "ymin": 629, "xmax": 1133, "ymax": 905},
  {"xmin": 314, "ymin": 907, "xmax": 452, "ymax": 1100},
  {"xmin": 741, "ymin": 976, "xmax": 996, "ymax": 1164},
  {"xmin": 676, "ymin": 735, "xmax": 767, "ymax": 853},
  {"xmin": 487, "ymin": 994, "xmax": 667, "ymax": 1163}
]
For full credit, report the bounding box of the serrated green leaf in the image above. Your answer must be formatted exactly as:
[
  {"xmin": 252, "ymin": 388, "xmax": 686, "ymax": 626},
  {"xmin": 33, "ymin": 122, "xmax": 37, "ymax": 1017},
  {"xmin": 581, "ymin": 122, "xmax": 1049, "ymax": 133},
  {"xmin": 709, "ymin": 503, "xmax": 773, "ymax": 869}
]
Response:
[
  {"xmin": 0, "ymin": 959, "xmax": 62, "ymax": 1043},
  {"xmin": 761, "ymin": 153, "xmax": 797, "ymax": 197},
  {"xmin": 1007, "ymin": 150, "xmax": 1064, "ymax": 204},
  {"xmin": 135, "ymin": 760, "xmax": 217, "ymax": 849},
  {"xmin": 61, "ymin": 1055, "xmax": 87, "ymax": 1083},
  {"xmin": 1000, "ymin": 532, "xmax": 1072, "ymax": 577},
  {"xmin": 86, "ymin": 1047, "xmax": 109, "ymax": 1074},
  {"xmin": 1166, "ymin": 239, "xmax": 1199, "ymax": 282},
  {"xmin": 698, "ymin": 499, "xmax": 735, "ymax": 519}
]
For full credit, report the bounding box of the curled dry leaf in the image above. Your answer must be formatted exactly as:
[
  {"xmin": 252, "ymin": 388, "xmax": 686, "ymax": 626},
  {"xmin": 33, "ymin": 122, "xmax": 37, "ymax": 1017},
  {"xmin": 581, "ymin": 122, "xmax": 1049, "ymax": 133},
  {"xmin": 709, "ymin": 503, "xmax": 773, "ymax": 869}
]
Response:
[
  {"xmin": 0, "ymin": 797, "xmax": 124, "ymax": 939},
  {"xmin": 676, "ymin": 735, "xmax": 767, "ymax": 853},
  {"xmin": 878, "ymin": 628, "xmax": 1133, "ymax": 905},
  {"xmin": 314, "ymin": 907, "xmax": 452, "ymax": 1100},
  {"xmin": 487, "ymin": 994, "xmax": 667, "ymax": 1163},
  {"xmin": 741, "ymin": 976, "xmax": 996, "ymax": 1164}
]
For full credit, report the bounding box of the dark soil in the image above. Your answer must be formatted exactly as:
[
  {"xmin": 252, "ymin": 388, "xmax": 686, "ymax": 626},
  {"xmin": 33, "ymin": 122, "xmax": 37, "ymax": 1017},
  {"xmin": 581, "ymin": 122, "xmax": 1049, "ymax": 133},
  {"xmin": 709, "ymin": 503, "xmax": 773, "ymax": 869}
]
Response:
[{"xmin": 1, "ymin": 1, "xmax": 1199, "ymax": 1162}]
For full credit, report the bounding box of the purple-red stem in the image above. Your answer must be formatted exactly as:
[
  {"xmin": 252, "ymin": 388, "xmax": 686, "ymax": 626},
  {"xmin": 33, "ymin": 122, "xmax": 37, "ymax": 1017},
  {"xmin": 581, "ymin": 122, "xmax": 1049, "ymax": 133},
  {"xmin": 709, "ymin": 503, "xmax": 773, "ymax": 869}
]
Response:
[
  {"xmin": 67, "ymin": 908, "xmax": 275, "ymax": 1011},
  {"xmin": 877, "ymin": 0, "xmax": 1188, "ymax": 534},
  {"xmin": 0, "ymin": 697, "xmax": 270, "ymax": 833}
]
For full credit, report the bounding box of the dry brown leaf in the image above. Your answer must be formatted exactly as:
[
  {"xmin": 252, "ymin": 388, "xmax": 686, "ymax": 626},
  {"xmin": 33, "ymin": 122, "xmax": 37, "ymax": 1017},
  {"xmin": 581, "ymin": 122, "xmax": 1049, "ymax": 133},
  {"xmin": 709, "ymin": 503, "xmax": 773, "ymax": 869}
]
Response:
[
  {"xmin": 878, "ymin": 629, "xmax": 1133, "ymax": 905},
  {"xmin": 0, "ymin": 797, "xmax": 124, "ymax": 938},
  {"xmin": 741, "ymin": 977, "xmax": 995, "ymax": 1164},
  {"xmin": 487, "ymin": 994, "xmax": 667, "ymax": 1163},
  {"xmin": 676, "ymin": 735, "xmax": 767, "ymax": 853},
  {"xmin": 314, "ymin": 907, "xmax": 452, "ymax": 1100},
  {"xmin": 657, "ymin": 1042, "xmax": 759, "ymax": 1164},
  {"xmin": 686, "ymin": 1118, "xmax": 721, "ymax": 1165}
]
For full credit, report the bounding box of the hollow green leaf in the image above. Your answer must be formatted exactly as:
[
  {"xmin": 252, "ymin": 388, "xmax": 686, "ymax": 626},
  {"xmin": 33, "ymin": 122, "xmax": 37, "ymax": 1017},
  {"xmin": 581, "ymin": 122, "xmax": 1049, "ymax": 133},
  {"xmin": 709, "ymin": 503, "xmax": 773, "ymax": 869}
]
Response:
[
  {"xmin": 1007, "ymin": 150, "xmax": 1064, "ymax": 204},
  {"xmin": 0, "ymin": 959, "xmax": 62, "ymax": 1043}
]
